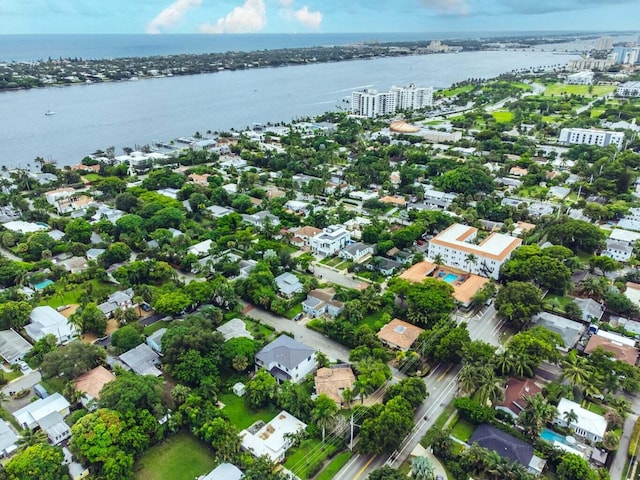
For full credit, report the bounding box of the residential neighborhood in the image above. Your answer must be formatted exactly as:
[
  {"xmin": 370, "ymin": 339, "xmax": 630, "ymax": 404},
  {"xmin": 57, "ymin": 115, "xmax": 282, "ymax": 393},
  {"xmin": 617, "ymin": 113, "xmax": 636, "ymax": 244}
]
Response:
[{"xmin": 1, "ymin": 51, "xmax": 640, "ymax": 480}]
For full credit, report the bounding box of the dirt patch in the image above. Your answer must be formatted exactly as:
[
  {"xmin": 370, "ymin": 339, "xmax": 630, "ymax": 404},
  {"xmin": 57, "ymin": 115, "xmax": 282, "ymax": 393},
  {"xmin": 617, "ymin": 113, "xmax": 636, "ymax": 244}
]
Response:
[
  {"xmin": 80, "ymin": 319, "xmax": 119, "ymax": 344},
  {"xmin": 60, "ymin": 304, "xmax": 80, "ymax": 318}
]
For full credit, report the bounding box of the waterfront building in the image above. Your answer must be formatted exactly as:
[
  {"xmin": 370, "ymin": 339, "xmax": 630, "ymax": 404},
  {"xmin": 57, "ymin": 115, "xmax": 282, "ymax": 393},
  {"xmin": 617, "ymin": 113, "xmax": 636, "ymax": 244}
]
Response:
[
  {"xmin": 558, "ymin": 128, "xmax": 624, "ymax": 150},
  {"xmin": 594, "ymin": 36, "xmax": 613, "ymax": 52},
  {"xmin": 351, "ymin": 84, "xmax": 433, "ymax": 118}
]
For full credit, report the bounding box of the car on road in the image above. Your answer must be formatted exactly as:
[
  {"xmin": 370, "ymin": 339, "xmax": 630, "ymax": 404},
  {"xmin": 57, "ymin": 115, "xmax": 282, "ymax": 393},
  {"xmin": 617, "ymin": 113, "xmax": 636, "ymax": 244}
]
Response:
[
  {"xmin": 294, "ymin": 313, "xmax": 303, "ymax": 321},
  {"xmin": 16, "ymin": 361, "xmax": 31, "ymax": 373}
]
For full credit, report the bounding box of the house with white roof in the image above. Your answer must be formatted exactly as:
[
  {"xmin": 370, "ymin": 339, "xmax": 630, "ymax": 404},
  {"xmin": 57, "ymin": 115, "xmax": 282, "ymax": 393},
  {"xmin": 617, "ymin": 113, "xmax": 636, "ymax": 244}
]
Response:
[
  {"xmin": 13, "ymin": 392, "xmax": 70, "ymax": 430},
  {"xmin": 25, "ymin": 306, "xmax": 79, "ymax": 345},
  {"xmin": 310, "ymin": 225, "xmax": 351, "ymax": 257},
  {"xmin": 555, "ymin": 398, "xmax": 607, "ymax": 443},
  {"xmin": 188, "ymin": 239, "xmax": 214, "ymax": 257},
  {"xmin": 199, "ymin": 463, "xmax": 244, "ymax": 480},
  {"xmin": 239, "ymin": 411, "xmax": 307, "ymax": 462},
  {"xmin": 427, "ymin": 223, "xmax": 522, "ymax": 279},
  {"xmin": 0, "ymin": 421, "xmax": 18, "ymax": 458},
  {"xmin": 0, "ymin": 329, "xmax": 32, "ymax": 364},
  {"xmin": 119, "ymin": 343, "xmax": 162, "ymax": 376}
]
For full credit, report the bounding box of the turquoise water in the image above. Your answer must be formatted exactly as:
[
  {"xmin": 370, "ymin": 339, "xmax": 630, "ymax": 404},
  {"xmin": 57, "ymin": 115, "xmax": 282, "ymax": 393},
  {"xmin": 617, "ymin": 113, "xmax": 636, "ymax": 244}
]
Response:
[
  {"xmin": 443, "ymin": 273, "xmax": 459, "ymax": 283},
  {"xmin": 33, "ymin": 279, "xmax": 54, "ymax": 290},
  {"xmin": 540, "ymin": 428, "xmax": 567, "ymax": 445}
]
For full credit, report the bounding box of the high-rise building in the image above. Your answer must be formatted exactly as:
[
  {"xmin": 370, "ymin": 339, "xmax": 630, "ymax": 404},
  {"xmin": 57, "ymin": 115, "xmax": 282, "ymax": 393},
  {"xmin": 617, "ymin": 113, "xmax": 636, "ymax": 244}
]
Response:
[
  {"xmin": 559, "ymin": 128, "xmax": 625, "ymax": 150},
  {"xmin": 594, "ymin": 36, "xmax": 613, "ymax": 52},
  {"xmin": 351, "ymin": 84, "xmax": 433, "ymax": 118}
]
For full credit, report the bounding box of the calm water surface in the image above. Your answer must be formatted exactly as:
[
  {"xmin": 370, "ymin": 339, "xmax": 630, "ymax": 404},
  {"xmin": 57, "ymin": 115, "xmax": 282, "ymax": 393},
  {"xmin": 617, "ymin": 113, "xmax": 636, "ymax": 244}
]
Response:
[{"xmin": 0, "ymin": 50, "xmax": 575, "ymax": 168}]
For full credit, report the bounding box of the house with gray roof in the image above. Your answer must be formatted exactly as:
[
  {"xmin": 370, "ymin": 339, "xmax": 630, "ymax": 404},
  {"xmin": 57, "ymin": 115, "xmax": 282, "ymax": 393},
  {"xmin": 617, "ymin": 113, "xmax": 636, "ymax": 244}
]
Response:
[
  {"xmin": 241, "ymin": 211, "xmax": 280, "ymax": 230},
  {"xmin": 302, "ymin": 289, "xmax": 344, "ymax": 319},
  {"xmin": 97, "ymin": 288, "xmax": 134, "ymax": 318},
  {"xmin": 573, "ymin": 297, "xmax": 605, "ymax": 322},
  {"xmin": 199, "ymin": 463, "xmax": 244, "ymax": 480},
  {"xmin": 0, "ymin": 329, "xmax": 32, "ymax": 364},
  {"xmin": 274, "ymin": 272, "xmax": 304, "ymax": 298},
  {"xmin": 532, "ymin": 312, "xmax": 585, "ymax": 352},
  {"xmin": 119, "ymin": 343, "xmax": 162, "ymax": 376},
  {"xmin": 0, "ymin": 421, "xmax": 18, "ymax": 458},
  {"xmin": 38, "ymin": 411, "xmax": 70, "ymax": 445},
  {"xmin": 255, "ymin": 335, "xmax": 316, "ymax": 384},
  {"xmin": 339, "ymin": 242, "xmax": 374, "ymax": 263}
]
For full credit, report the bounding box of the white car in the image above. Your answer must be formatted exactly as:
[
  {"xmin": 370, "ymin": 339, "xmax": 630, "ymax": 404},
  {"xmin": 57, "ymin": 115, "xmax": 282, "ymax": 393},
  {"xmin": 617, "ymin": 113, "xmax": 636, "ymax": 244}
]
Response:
[{"xmin": 16, "ymin": 361, "xmax": 31, "ymax": 373}]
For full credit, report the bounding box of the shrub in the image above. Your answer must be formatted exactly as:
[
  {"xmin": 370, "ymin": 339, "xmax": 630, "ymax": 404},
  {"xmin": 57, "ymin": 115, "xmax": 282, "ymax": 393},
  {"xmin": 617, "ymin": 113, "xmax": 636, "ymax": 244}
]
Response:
[{"xmin": 454, "ymin": 397, "xmax": 495, "ymax": 424}]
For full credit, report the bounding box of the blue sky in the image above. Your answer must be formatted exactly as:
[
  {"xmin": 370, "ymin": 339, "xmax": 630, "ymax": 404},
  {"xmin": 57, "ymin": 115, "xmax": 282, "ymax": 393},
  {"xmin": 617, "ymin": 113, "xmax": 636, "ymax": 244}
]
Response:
[{"xmin": 1, "ymin": 0, "xmax": 638, "ymax": 35}]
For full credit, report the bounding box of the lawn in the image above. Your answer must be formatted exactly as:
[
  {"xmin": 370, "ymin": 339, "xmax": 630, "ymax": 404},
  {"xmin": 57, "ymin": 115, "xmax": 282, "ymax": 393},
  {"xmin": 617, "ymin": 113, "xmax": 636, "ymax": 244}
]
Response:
[
  {"xmin": 143, "ymin": 319, "xmax": 175, "ymax": 336},
  {"xmin": 492, "ymin": 111, "xmax": 514, "ymax": 123},
  {"xmin": 284, "ymin": 304, "xmax": 303, "ymax": 320},
  {"xmin": 243, "ymin": 318, "xmax": 275, "ymax": 339},
  {"xmin": 335, "ymin": 260, "xmax": 353, "ymax": 271},
  {"xmin": 284, "ymin": 439, "xmax": 337, "ymax": 479},
  {"xmin": 316, "ymin": 451, "xmax": 352, "ymax": 480},
  {"xmin": 362, "ymin": 311, "xmax": 390, "ymax": 331},
  {"xmin": 39, "ymin": 279, "xmax": 119, "ymax": 309},
  {"xmin": 590, "ymin": 108, "xmax": 606, "ymax": 118},
  {"xmin": 320, "ymin": 257, "xmax": 341, "ymax": 267},
  {"xmin": 450, "ymin": 418, "xmax": 475, "ymax": 443},
  {"xmin": 544, "ymin": 294, "xmax": 575, "ymax": 315},
  {"xmin": 441, "ymin": 85, "xmax": 474, "ymax": 97},
  {"xmin": 584, "ymin": 401, "xmax": 607, "ymax": 415},
  {"xmin": 218, "ymin": 392, "xmax": 278, "ymax": 430},
  {"xmin": 543, "ymin": 84, "xmax": 616, "ymax": 97},
  {"xmin": 135, "ymin": 431, "xmax": 216, "ymax": 480},
  {"xmin": 542, "ymin": 115, "xmax": 562, "ymax": 123}
]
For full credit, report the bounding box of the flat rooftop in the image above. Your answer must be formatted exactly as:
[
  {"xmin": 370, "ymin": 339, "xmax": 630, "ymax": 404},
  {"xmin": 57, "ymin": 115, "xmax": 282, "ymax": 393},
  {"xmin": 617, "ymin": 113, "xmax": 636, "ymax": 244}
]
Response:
[{"xmin": 430, "ymin": 223, "xmax": 521, "ymax": 261}]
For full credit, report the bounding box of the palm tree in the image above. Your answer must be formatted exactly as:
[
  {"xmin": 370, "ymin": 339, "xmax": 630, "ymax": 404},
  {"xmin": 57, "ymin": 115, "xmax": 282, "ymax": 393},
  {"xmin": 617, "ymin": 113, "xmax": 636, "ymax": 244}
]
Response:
[
  {"xmin": 312, "ymin": 394, "xmax": 338, "ymax": 443},
  {"xmin": 133, "ymin": 295, "xmax": 144, "ymax": 316},
  {"xmin": 433, "ymin": 254, "xmax": 444, "ymax": 266},
  {"xmin": 353, "ymin": 378, "xmax": 374, "ymax": 405},
  {"xmin": 563, "ymin": 409, "xmax": 578, "ymax": 426},
  {"xmin": 341, "ymin": 388, "xmax": 354, "ymax": 409},
  {"xmin": 411, "ymin": 456, "xmax": 435, "ymax": 480},
  {"xmin": 494, "ymin": 351, "xmax": 515, "ymax": 376},
  {"xmin": 17, "ymin": 429, "xmax": 47, "ymax": 451},
  {"xmin": 562, "ymin": 350, "xmax": 590, "ymax": 387},
  {"xmin": 458, "ymin": 364, "xmax": 484, "ymax": 396},
  {"xmin": 476, "ymin": 370, "xmax": 504, "ymax": 406},
  {"xmin": 518, "ymin": 393, "xmax": 556, "ymax": 439},
  {"xmin": 512, "ymin": 355, "xmax": 534, "ymax": 378},
  {"xmin": 465, "ymin": 253, "xmax": 478, "ymax": 272}
]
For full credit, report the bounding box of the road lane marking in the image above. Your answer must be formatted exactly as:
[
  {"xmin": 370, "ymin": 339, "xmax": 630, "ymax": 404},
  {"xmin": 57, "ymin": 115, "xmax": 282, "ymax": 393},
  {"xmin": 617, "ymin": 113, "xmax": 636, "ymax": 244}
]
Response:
[
  {"xmin": 353, "ymin": 455, "xmax": 376, "ymax": 480},
  {"xmin": 437, "ymin": 364, "xmax": 453, "ymax": 382}
]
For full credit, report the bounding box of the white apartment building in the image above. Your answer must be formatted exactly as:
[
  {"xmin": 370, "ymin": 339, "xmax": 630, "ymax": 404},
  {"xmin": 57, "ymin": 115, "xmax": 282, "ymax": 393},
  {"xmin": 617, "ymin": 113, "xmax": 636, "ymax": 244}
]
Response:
[
  {"xmin": 559, "ymin": 128, "xmax": 625, "ymax": 150},
  {"xmin": 351, "ymin": 84, "xmax": 433, "ymax": 118},
  {"xmin": 594, "ymin": 36, "xmax": 613, "ymax": 52},
  {"xmin": 310, "ymin": 225, "xmax": 351, "ymax": 256},
  {"xmin": 566, "ymin": 71, "xmax": 593, "ymax": 85},
  {"xmin": 617, "ymin": 81, "xmax": 640, "ymax": 97},
  {"xmin": 427, "ymin": 223, "xmax": 522, "ymax": 279}
]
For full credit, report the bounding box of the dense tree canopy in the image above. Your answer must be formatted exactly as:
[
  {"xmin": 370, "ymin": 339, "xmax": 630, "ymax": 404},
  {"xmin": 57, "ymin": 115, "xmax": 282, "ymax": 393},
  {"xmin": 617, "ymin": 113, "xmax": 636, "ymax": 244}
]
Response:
[
  {"xmin": 41, "ymin": 341, "xmax": 106, "ymax": 381},
  {"xmin": 494, "ymin": 281, "xmax": 543, "ymax": 329},
  {"xmin": 4, "ymin": 443, "xmax": 67, "ymax": 480}
]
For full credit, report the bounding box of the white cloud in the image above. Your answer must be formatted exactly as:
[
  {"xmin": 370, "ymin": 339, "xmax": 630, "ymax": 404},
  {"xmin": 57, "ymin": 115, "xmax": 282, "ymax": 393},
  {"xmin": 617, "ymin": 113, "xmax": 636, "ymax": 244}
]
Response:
[
  {"xmin": 290, "ymin": 6, "xmax": 322, "ymax": 29},
  {"xmin": 199, "ymin": 0, "xmax": 266, "ymax": 34},
  {"xmin": 146, "ymin": 0, "xmax": 202, "ymax": 34},
  {"xmin": 278, "ymin": 0, "xmax": 295, "ymax": 6},
  {"xmin": 421, "ymin": 0, "xmax": 469, "ymax": 15}
]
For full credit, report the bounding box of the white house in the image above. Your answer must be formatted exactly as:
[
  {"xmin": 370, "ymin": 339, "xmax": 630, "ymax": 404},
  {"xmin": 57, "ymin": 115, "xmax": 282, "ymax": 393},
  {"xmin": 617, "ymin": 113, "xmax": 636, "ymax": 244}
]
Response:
[
  {"xmin": 302, "ymin": 289, "xmax": 344, "ymax": 319},
  {"xmin": 274, "ymin": 272, "xmax": 304, "ymax": 298},
  {"xmin": 239, "ymin": 411, "xmax": 307, "ymax": 462},
  {"xmin": 617, "ymin": 81, "xmax": 640, "ymax": 97},
  {"xmin": 13, "ymin": 392, "xmax": 70, "ymax": 430},
  {"xmin": 310, "ymin": 225, "xmax": 351, "ymax": 257},
  {"xmin": 339, "ymin": 242, "xmax": 374, "ymax": 262},
  {"xmin": 558, "ymin": 128, "xmax": 625, "ymax": 150},
  {"xmin": 555, "ymin": 398, "xmax": 607, "ymax": 443},
  {"xmin": 0, "ymin": 421, "xmax": 18, "ymax": 458},
  {"xmin": 427, "ymin": 223, "xmax": 522, "ymax": 279},
  {"xmin": 188, "ymin": 239, "xmax": 213, "ymax": 257},
  {"xmin": 604, "ymin": 240, "xmax": 633, "ymax": 262},
  {"xmin": 566, "ymin": 71, "xmax": 594, "ymax": 85},
  {"xmin": 97, "ymin": 288, "xmax": 134, "ymax": 318},
  {"xmin": 25, "ymin": 306, "xmax": 79, "ymax": 345},
  {"xmin": 255, "ymin": 335, "xmax": 316, "ymax": 384}
]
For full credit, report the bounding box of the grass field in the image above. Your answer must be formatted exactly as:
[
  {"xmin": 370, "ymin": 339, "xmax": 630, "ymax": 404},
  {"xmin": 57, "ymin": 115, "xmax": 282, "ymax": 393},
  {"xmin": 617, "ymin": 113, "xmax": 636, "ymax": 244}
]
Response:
[
  {"xmin": 450, "ymin": 419, "xmax": 475, "ymax": 443},
  {"xmin": 542, "ymin": 115, "xmax": 562, "ymax": 123},
  {"xmin": 441, "ymin": 85, "xmax": 474, "ymax": 97},
  {"xmin": 135, "ymin": 431, "xmax": 216, "ymax": 480},
  {"xmin": 492, "ymin": 111, "xmax": 514, "ymax": 123},
  {"xmin": 284, "ymin": 439, "xmax": 337, "ymax": 479},
  {"xmin": 316, "ymin": 451, "xmax": 352, "ymax": 480},
  {"xmin": 543, "ymin": 84, "xmax": 616, "ymax": 97},
  {"xmin": 544, "ymin": 294, "xmax": 575, "ymax": 315},
  {"xmin": 284, "ymin": 304, "xmax": 303, "ymax": 319},
  {"xmin": 39, "ymin": 279, "xmax": 119, "ymax": 309},
  {"xmin": 218, "ymin": 392, "xmax": 278, "ymax": 430},
  {"xmin": 362, "ymin": 311, "xmax": 390, "ymax": 331},
  {"xmin": 590, "ymin": 108, "xmax": 606, "ymax": 118}
]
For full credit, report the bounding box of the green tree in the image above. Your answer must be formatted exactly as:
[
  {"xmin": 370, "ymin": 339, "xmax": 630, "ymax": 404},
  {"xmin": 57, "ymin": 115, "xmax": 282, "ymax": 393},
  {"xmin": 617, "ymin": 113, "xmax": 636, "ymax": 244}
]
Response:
[
  {"xmin": 4, "ymin": 443, "xmax": 68, "ymax": 480},
  {"xmin": 546, "ymin": 219, "xmax": 605, "ymax": 253},
  {"xmin": 64, "ymin": 218, "xmax": 93, "ymax": 244},
  {"xmin": 0, "ymin": 300, "xmax": 32, "ymax": 329},
  {"xmin": 359, "ymin": 396, "xmax": 415, "ymax": 454},
  {"xmin": 411, "ymin": 456, "xmax": 435, "ymax": 480},
  {"xmin": 246, "ymin": 369, "xmax": 278, "ymax": 409},
  {"xmin": 153, "ymin": 290, "xmax": 192, "ymax": 316},
  {"xmin": 384, "ymin": 377, "xmax": 428, "ymax": 408},
  {"xmin": 562, "ymin": 350, "xmax": 591, "ymax": 388},
  {"xmin": 494, "ymin": 282, "xmax": 543, "ymax": 329},
  {"xmin": 110, "ymin": 325, "xmax": 143, "ymax": 354},
  {"xmin": 557, "ymin": 453, "xmax": 599, "ymax": 480},
  {"xmin": 400, "ymin": 278, "xmax": 455, "ymax": 327},
  {"xmin": 41, "ymin": 341, "xmax": 106, "ymax": 381},
  {"xmin": 517, "ymin": 393, "xmax": 556, "ymax": 439},
  {"xmin": 368, "ymin": 466, "xmax": 409, "ymax": 480},
  {"xmin": 312, "ymin": 393, "xmax": 338, "ymax": 442},
  {"xmin": 71, "ymin": 302, "xmax": 108, "ymax": 336},
  {"xmin": 99, "ymin": 242, "xmax": 132, "ymax": 268},
  {"xmin": 198, "ymin": 416, "xmax": 241, "ymax": 462},
  {"xmin": 99, "ymin": 371, "xmax": 164, "ymax": 416}
]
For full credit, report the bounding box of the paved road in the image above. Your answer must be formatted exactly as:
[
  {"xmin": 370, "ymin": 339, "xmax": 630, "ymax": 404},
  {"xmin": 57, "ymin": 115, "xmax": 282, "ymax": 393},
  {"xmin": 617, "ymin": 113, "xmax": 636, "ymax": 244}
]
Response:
[
  {"xmin": 244, "ymin": 306, "xmax": 351, "ymax": 362},
  {"xmin": 335, "ymin": 306, "xmax": 504, "ymax": 480},
  {"xmin": 312, "ymin": 264, "xmax": 369, "ymax": 290},
  {"xmin": 612, "ymin": 413, "xmax": 638, "ymax": 480}
]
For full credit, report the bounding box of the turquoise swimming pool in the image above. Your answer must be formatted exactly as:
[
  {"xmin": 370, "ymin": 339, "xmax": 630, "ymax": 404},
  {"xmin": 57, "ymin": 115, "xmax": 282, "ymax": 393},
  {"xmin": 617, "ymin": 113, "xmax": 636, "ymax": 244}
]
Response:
[
  {"xmin": 443, "ymin": 273, "xmax": 460, "ymax": 283},
  {"xmin": 33, "ymin": 279, "xmax": 54, "ymax": 290},
  {"xmin": 540, "ymin": 428, "xmax": 568, "ymax": 445}
]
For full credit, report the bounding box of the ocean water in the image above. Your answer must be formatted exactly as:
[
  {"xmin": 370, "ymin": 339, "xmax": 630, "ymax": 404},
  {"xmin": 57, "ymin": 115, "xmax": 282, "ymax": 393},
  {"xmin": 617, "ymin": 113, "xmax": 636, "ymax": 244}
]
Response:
[
  {"xmin": 0, "ymin": 49, "xmax": 577, "ymax": 168},
  {"xmin": 0, "ymin": 32, "xmax": 586, "ymax": 62}
]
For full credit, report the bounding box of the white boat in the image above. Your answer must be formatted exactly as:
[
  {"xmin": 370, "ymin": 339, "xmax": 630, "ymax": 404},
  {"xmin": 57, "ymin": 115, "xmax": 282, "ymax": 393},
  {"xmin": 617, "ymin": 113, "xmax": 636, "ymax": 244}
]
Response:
[{"xmin": 44, "ymin": 110, "xmax": 55, "ymax": 116}]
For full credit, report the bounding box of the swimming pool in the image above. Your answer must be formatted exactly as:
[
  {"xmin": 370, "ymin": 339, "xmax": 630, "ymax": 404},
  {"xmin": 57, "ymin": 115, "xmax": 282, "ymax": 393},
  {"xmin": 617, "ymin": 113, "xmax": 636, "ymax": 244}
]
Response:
[
  {"xmin": 33, "ymin": 279, "xmax": 54, "ymax": 290},
  {"xmin": 540, "ymin": 428, "xmax": 568, "ymax": 445},
  {"xmin": 443, "ymin": 273, "xmax": 459, "ymax": 284}
]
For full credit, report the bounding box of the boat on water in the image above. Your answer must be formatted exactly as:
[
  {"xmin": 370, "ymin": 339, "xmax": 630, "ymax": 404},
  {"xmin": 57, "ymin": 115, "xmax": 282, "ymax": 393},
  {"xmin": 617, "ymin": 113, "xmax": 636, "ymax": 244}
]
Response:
[{"xmin": 45, "ymin": 110, "xmax": 55, "ymax": 116}]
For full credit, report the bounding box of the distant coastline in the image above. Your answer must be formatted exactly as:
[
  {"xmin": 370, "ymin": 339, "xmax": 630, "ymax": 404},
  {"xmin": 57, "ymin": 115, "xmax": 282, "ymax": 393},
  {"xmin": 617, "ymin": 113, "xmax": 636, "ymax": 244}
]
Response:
[{"xmin": 0, "ymin": 33, "xmax": 596, "ymax": 93}]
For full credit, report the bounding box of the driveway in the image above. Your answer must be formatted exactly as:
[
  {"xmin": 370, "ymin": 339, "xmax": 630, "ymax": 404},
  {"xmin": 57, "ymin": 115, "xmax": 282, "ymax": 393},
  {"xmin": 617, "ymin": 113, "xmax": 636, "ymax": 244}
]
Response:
[
  {"xmin": 312, "ymin": 264, "xmax": 369, "ymax": 290},
  {"xmin": 244, "ymin": 305, "xmax": 351, "ymax": 362},
  {"xmin": 2, "ymin": 370, "xmax": 42, "ymax": 413},
  {"xmin": 611, "ymin": 413, "xmax": 638, "ymax": 480}
]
